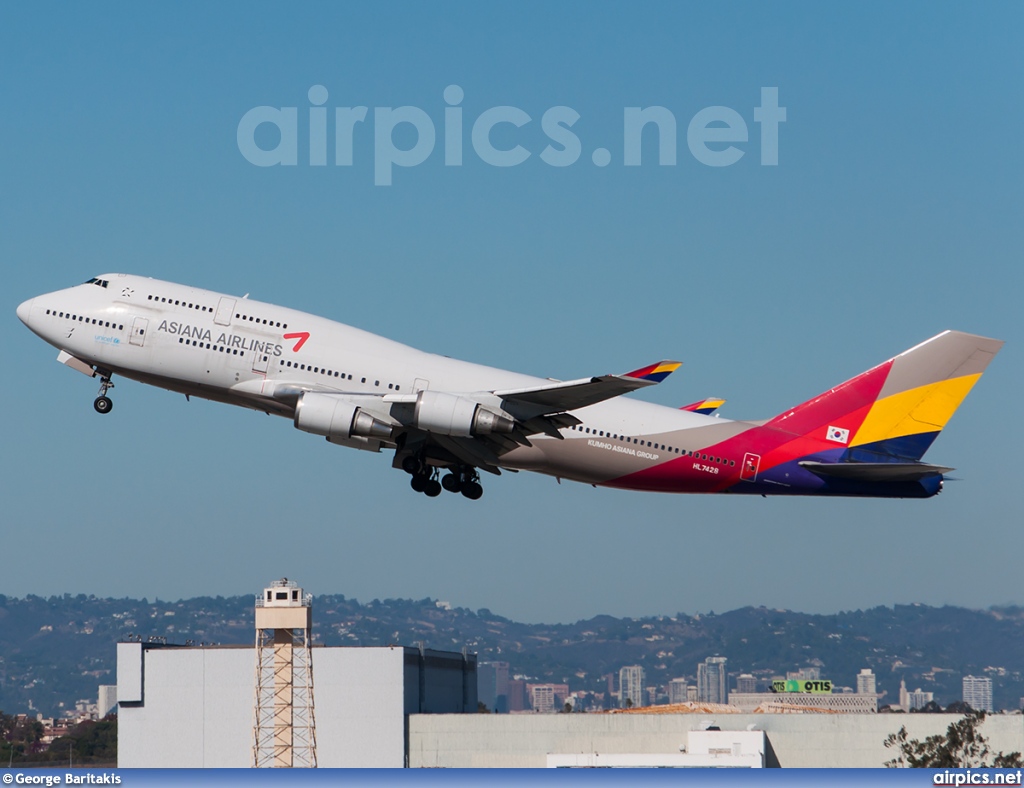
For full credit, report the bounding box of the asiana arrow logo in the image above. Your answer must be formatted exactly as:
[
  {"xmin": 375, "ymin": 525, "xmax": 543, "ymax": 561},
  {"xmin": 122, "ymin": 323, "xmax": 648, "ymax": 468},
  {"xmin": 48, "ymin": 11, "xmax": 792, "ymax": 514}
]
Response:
[{"xmin": 283, "ymin": 331, "xmax": 310, "ymax": 351}]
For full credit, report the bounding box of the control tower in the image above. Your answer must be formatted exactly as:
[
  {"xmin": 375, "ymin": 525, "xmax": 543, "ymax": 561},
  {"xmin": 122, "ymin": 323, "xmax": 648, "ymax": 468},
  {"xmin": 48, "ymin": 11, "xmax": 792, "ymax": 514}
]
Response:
[{"xmin": 252, "ymin": 578, "xmax": 317, "ymax": 768}]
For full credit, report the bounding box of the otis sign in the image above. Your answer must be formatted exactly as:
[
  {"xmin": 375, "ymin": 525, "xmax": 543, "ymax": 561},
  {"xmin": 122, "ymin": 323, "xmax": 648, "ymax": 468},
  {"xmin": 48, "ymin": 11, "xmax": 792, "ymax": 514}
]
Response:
[{"xmin": 771, "ymin": 679, "xmax": 832, "ymax": 694}]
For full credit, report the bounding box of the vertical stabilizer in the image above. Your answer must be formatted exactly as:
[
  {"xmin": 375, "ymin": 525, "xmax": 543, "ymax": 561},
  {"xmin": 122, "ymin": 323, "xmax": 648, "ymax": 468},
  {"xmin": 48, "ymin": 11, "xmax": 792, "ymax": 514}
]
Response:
[{"xmin": 765, "ymin": 331, "xmax": 1003, "ymax": 461}]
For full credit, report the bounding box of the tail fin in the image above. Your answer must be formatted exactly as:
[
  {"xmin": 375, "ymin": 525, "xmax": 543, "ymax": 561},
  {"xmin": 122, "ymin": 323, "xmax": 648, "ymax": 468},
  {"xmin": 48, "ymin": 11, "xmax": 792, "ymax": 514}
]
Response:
[{"xmin": 765, "ymin": 331, "xmax": 1003, "ymax": 461}]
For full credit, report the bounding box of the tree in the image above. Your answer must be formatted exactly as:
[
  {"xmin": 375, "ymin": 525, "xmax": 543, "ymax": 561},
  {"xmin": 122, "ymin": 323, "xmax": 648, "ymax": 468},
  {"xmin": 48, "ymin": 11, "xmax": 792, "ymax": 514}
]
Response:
[
  {"xmin": 0, "ymin": 713, "xmax": 43, "ymax": 762},
  {"xmin": 35, "ymin": 716, "xmax": 117, "ymax": 765},
  {"xmin": 884, "ymin": 711, "xmax": 1024, "ymax": 768}
]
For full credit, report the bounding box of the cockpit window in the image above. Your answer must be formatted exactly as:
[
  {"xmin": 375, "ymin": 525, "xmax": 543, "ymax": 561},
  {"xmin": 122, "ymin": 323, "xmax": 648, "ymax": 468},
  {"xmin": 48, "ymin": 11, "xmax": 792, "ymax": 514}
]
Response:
[{"xmin": 83, "ymin": 277, "xmax": 109, "ymax": 288}]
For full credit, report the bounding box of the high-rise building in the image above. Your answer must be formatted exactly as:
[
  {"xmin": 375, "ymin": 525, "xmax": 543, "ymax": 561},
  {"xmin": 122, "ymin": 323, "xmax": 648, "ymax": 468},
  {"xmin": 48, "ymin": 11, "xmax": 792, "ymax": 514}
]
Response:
[
  {"xmin": 478, "ymin": 662, "xmax": 510, "ymax": 712},
  {"xmin": 963, "ymin": 675, "xmax": 993, "ymax": 712},
  {"xmin": 527, "ymin": 684, "xmax": 570, "ymax": 713},
  {"xmin": 97, "ymin": 685, "xmax": 118, "ymax": 718},
  {"xmin": 857, "ymin": 669, "xmax": 877, "ymax": 696},
  {"xmin": 787, "ymin": 667, "xmax": 821, "ymax": 681},
  {"xmin": 668, "ymin": 678, "xmax": 690, "ymax": 705},
  {"xmin": 697, "ymin": 657, "xmax": 728, "ymax": 705},
  {"xmin": 507, "ymin": 679, "xmax": 528, "ymax": 712},
  {"xmin": 529, "ymin": 684, "xmax": 555, "ymax": 714},
  {"xmin": 735, "ymin": 674, "xmax": 757, "ymax": 694},
  {"xmin": 907, "ymin": 688, "xmax": 934, "ymax": 711},
  {"xmin": 619, "ymin": 666, "xmax": 646, "ymax": 708}
]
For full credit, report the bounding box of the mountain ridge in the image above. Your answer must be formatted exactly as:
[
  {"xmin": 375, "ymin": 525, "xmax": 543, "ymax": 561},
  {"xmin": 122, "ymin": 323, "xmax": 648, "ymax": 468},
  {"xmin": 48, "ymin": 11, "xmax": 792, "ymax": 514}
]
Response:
[{"xmin": 0, "ymin": 593, "xmax": 1021, "ymax": 716}]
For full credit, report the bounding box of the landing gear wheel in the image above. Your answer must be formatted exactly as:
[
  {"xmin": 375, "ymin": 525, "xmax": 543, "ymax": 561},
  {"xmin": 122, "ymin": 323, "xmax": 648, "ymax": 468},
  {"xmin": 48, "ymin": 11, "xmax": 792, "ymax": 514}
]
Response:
[
  {"xmin": 94, "ymin": 396, "xmax": 113, "ymax": 414},
  {"xmin": 461, "ymin": 481, "xmax": 483, "ymax": 500},
  {"xmin": 402, "ymin": 455, "xmax": 422, "ymax": 475},
  {"xmin": 424, "ymin": 479, "xmax": 442, "ymax": 497},
  {"xmin": 441, "ymin": 473, "xmax": 462, "ymax": 493},
  {"xmin": 410, "ymin": 474, "xmax": 428, "ymax": 493}
]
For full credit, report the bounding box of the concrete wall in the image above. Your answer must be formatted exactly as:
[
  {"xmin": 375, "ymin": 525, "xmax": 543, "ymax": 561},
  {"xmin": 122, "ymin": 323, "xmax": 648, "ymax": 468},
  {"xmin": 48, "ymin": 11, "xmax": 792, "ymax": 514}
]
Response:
[{"xmin": 408, "ymin": 712, "xmax": 1024, "ymax": 768}]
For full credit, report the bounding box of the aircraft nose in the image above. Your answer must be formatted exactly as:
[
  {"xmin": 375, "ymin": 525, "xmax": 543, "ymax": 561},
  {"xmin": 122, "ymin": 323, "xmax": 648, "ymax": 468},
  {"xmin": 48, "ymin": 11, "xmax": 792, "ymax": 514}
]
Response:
[{"xmin": 17, "ymin": 298, "xmax": 35, "ymax": 327}]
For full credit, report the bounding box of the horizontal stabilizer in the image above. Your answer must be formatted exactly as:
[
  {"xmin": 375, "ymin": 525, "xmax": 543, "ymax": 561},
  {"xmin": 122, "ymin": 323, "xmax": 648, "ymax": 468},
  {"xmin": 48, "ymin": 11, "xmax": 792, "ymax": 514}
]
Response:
[{"xmin": 799, "ymin": 461, "xmax": 953, "ymax": 482}]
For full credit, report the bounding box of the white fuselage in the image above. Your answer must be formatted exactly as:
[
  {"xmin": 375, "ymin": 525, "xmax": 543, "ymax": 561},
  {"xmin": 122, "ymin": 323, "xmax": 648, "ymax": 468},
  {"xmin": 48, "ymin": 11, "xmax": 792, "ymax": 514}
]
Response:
[{"xmin": 17, "ymin": 274, "xmax": 744, "ymax": 490}]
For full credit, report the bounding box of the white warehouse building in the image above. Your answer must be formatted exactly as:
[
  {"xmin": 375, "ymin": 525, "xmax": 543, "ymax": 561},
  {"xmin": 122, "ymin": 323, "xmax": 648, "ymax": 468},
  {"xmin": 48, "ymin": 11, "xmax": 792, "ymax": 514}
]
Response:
[{"xmin": 117, "ymin": 641, "xmax": 477, "ymax": 767}]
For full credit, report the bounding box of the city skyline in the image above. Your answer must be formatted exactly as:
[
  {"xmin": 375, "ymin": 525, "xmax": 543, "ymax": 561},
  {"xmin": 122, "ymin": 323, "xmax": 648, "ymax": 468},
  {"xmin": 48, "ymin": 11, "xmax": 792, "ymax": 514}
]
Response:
[{"xmin": 4, "ymin": 592, "xmax": 1022, "ymax": 717}]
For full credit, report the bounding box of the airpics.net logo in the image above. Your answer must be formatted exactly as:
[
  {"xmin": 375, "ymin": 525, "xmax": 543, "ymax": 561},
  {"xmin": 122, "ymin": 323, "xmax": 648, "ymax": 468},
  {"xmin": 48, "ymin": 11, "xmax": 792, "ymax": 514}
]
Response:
[{"xmin": 237, "ymin": 85, "xmax": 787, "ymax": 186}]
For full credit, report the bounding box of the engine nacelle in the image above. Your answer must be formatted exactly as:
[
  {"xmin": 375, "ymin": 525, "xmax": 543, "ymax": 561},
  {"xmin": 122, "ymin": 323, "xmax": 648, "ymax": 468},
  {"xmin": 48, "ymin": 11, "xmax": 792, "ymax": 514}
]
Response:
[
  {"xmin": 413, "ymin": 391, "xmax": 515, "ymax": 437},
  {"xmin": 294, "ymin": 392, "xmax": 393, "ymax": 441}
]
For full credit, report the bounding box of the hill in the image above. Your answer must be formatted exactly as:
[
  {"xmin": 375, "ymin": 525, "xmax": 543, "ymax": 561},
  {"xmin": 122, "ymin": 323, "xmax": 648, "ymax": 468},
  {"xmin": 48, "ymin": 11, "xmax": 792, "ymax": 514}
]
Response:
[{"xmin": 1, "ymin": 594, "xmax": 1022, "ymax": 716}]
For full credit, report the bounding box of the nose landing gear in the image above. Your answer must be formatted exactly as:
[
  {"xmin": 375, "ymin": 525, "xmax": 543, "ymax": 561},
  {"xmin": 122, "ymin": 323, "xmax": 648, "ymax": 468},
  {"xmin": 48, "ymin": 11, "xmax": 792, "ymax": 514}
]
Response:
[{"xmin": 93, "ymin": 376, "xmax": 115, "ymax": 414}]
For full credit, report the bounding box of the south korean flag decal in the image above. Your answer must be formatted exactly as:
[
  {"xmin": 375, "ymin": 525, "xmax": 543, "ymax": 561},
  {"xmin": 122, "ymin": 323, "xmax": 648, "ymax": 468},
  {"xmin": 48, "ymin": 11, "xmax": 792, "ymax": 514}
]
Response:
[{"xmin": 827, "ymin": 425, "xmax": 850, "ymax": 444}]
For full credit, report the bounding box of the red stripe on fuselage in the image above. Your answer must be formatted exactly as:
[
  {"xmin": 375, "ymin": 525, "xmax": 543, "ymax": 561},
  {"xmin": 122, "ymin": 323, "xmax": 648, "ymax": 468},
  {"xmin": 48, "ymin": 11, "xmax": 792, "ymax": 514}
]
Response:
[{"xmin": 602, "ymin": 359, "xmax": 893, "ymax": 493}]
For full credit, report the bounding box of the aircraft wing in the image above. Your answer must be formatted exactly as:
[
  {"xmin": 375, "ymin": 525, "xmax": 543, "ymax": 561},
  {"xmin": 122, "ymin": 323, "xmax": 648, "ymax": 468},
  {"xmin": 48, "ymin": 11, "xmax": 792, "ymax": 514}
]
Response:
[{"xmin": 494, "ymin": 361, "xmax": 681, "ymax": 413}]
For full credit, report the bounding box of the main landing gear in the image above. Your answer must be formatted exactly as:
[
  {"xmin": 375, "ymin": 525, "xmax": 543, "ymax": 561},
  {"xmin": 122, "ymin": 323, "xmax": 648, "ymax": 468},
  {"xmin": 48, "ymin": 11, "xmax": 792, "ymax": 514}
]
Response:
[
  {"xmin": 93, "ymin": 376, "xmax": 114, "ymax": 414},
  {"xmin": 442, "ymin": 467, "xmax": 483, "ymax": 500},
  {"xmin": 402, "ymin": 456, "xmax": 483, "ymax": 500}
]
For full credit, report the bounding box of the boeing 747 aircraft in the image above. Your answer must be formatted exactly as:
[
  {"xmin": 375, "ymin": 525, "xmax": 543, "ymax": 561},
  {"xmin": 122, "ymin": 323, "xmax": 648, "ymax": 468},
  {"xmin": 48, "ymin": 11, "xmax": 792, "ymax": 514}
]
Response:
[{"xmin": 17, "ymin": 275, "xmax": 1002, "ymax": 500}]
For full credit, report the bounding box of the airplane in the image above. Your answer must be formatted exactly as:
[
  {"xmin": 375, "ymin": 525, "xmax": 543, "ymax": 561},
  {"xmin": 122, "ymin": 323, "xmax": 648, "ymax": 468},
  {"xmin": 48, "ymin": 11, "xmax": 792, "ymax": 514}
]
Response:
[{"xmin": 17, "ymin": 274, "xmax": 1003, "ymax": 501}]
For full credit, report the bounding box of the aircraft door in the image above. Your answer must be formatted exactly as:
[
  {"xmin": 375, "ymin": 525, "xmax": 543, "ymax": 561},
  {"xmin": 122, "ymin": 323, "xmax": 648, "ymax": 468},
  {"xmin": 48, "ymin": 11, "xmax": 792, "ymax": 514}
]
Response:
[
  {"xmin": 251, "ymin": 349, "xmax": 271, "ymax": 375},
  {"xmin": 130, "ymin": 317, "xmax": 149, "ymax": 347},
  {"xmin": 414, "ymin": 378, "xmax": 429, "ymax": 392},
  {"xmin": 741, "ymin": 452, "xmax": 760, "ymax": 482},
  {"xmin": 214, "ymin": 297, "xmax": 236, "ymax": 326}
]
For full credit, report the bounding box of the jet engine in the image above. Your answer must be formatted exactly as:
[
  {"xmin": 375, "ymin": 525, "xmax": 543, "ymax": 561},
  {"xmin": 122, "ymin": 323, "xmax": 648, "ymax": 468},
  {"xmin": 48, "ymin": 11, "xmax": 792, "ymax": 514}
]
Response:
[
  {"xmin": 294, "ymin": 392, "xmax": 393, "ymax": 441},
  {"xmin": 413, "ymin": 390, "xmax": 515, "ymax": 437}
]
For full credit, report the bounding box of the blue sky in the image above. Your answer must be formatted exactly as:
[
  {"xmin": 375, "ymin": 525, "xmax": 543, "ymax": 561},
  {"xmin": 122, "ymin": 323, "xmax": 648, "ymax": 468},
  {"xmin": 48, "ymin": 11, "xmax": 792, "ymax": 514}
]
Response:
[{"xmin": 2, "ymin": 2, "xmax": 1021, "ymax": 623}]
